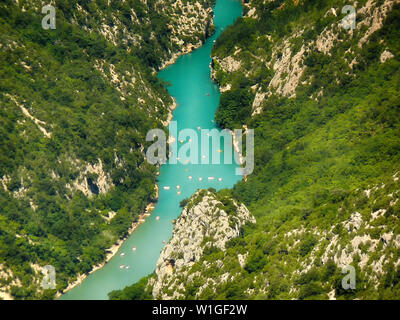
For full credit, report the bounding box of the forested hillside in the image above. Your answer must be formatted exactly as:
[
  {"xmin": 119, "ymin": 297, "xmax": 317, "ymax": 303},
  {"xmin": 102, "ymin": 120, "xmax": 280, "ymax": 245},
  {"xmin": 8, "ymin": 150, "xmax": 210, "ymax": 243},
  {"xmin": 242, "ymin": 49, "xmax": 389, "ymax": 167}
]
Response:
[
  {"xmin": 0, "ymin": 0, "xmax": 215, "ymax": 299},
  {"xmin": 112, "ymin": 0, "xmax": 400, "ymax": 300}
]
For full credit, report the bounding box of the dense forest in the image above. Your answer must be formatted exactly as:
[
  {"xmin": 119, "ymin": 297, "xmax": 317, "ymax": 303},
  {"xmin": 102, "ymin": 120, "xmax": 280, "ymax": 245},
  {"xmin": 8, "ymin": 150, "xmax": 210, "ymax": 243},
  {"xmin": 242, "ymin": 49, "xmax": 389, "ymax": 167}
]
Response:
[
  {"xmin": 0, "ymin": 0, "xmax": 215, "ymax": 299},
  {"xmin": 111, "ymin": 0, "xmax": 400, "ymax": 300}
]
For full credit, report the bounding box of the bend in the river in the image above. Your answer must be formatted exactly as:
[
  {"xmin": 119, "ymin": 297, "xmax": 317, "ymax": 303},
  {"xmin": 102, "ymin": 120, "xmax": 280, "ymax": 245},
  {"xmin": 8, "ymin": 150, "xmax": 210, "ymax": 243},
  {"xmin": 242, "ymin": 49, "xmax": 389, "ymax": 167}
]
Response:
[{"xmin": 61, "ymin": 0, "xmax": 243, "ymax": 300}]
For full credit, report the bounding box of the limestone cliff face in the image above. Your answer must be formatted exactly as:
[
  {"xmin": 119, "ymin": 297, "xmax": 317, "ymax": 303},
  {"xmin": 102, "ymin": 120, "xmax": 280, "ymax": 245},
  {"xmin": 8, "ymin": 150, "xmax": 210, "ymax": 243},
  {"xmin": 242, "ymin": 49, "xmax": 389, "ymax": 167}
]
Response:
[
  {"xmin": 3, "ymin": 0, "xmax": 216, "ymax": 204},
  {"xmin": 0, "ymin": 1, "xmax": 217, "ymax": 299},
  {"xmin": 2, "ymin": 1, "xmax": 217, "ymax": 206},
  {"xmin": 15, "ymin": 0, "xmax": 215, "ymax": 68},
  {"xmin": 211, "ymin": 0, "xmax": 399, "ymax": 116},
  {"xmin": 145, "ymin": 173, "xmax": 400, "ymax": 300},
  {"xmin": 149, "ymin": 190, "xmax": 255, "ymax": 299},
  {"xmin": 157, "ymin": 0, "xmax": 215, "ymax": 68}
]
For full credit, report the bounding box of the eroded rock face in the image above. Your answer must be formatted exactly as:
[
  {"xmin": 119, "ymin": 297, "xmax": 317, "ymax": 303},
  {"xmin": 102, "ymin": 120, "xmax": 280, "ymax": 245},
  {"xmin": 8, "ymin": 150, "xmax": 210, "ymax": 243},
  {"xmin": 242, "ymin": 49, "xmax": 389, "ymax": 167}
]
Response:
[
  {"xmin": 151, "ymin": 191, "xmax": 255, "ymax": 299},
  {"xmin": 18, "ymin": 0, "xmax": 214, "ymax": 65},
  {"xmin": 380, "ymin": 50, "xmax": 395, "ymax": 63},
  {"xmin": 211, "ymin": 0, "xmax": 400, "ymax": 115},
  {"xmin": 66, "ymin": 159, "xmax": 113, "ymax": 198},
  {"xmin": 0, "ymin": 1, "xmax": 217, "ymax": 299}
]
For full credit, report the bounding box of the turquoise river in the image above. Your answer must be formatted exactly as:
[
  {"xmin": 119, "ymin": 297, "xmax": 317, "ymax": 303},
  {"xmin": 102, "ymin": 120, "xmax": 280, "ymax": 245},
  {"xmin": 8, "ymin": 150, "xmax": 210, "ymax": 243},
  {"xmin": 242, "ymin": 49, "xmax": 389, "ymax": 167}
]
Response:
[{"xmin": 62, "ymin": 0, "xmax": 243, "ymax": 300}]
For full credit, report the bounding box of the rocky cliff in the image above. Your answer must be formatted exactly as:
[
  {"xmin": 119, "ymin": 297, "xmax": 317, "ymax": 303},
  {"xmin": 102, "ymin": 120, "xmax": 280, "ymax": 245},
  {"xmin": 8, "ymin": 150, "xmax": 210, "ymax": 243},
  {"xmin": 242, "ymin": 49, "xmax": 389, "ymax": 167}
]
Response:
[
  {"xmin": 109, "ymin": 0, "xmax": 400, "ymax": 300},
  {"xmin": 148, "ymin": 190, "xmax": 255, "ymax": 299},
  {"xmin": 15, "ymin": 0, "xmax": 215, "ymax": 69},
  {"xmin": 211, "ymin": 0, "xmax": 399, "ymax": 116},
  {"xmin": 0, "ymin": 0, "xmax": 216, "ymax": 299},
  {"xmin": 144, "ymin": 174, "xmax": 400, "ymax": 300}
]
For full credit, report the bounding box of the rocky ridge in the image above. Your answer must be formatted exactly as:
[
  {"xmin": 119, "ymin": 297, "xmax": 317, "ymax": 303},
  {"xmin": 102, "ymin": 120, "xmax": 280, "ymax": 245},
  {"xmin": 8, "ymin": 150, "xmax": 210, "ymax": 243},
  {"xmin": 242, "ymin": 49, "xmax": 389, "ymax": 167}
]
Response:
[
  {"xmin": 0, "ymin": 0, "xmax": 217, "ymax": 299},
  {"xmin": 14, "ymin": 0, "xmax": 215, "ymax": 69},
  {"xmin": 148, "ymin": 173, "xmax": 400, "ymax": 300},
  {"xmin": 148, "ymin": 190, "xmax": 255, "ymax": 299},
  {"xmin": 211, "ymin": 0, "xmax": 399, "ymax": 116}
]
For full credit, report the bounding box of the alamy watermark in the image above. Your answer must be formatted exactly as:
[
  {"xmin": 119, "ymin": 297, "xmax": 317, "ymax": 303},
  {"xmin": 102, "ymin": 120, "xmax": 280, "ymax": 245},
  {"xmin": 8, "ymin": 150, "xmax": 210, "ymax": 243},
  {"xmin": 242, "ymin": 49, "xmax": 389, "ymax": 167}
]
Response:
[
  {"xmin": 341, "ymin": 5, "xmax": 356, "ymax": 30},
  {"xmin": 342, "ymin": 265, "xmax": 356, "ymax": 290},
  {"xmin": 41, "ymin": 4, "xmax": 56, "ymax": 30},
  {"xmin": 145, "ymin": 121, "xmax": 254, "ymax": 176},
  {"xmin": 41, "ymin": 265, "xmax": 56, "ymax": 289}
]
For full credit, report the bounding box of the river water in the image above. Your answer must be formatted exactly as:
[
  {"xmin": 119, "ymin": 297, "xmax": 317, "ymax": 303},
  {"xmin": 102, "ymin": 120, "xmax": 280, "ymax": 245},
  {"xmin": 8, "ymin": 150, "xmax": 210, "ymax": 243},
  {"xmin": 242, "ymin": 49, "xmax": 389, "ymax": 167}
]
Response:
[{"xmin": 61, "ymin": 0, "xmax": 243, "ymax": 300}]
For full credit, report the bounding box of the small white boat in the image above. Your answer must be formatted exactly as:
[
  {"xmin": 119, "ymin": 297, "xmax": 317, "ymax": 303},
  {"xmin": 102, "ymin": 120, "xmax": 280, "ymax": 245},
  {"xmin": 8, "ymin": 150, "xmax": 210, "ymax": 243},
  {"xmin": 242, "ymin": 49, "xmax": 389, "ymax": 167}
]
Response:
[
  {"xmin": 120, "ymin": 265, "xmax": 124, "ymax": 269},
  {"xmin": 162, "ymin": 240, "xmax": 166, "ymax": 244},
  {"xmin": 163, "ymin": 186, "xmax": 170, "ymax": 190},
  {"xmin": 208, "ymin": 177, "xmax": 215, "ymax": 180},
  {"xmin": 132, "ymin": 246, "xmax": 136, "ymax": 251},
  {"xmin": 125, "ymin": 266, "xmax": 130, "ymax": 269},
  {"xmin": 199, "ymin": 177, "xmax": 203, "ymax": 181},
  {"xmin": 120, "ymin": 253, "xmax": 125, "ymax": 257},
  {"xmin": 218, "ymin": 178, "xmax": 223, "ymax": 182},
  {"xmin": 176, "ymin": 185, "xmax": 180, "ymax": 189},
  {"xmin": 177, "ymin": 191, "xmax": 181, "ymax": 195},
  {"xmin": 156, "ymin": 216, "xmax": 160, "ymax": 220},
  {"xmin": 202, "ymin": 155, "xmax": 206, "ymax": 159},
  {"xmin": 188, "ymin": 176, "xmax": 193, "ymax": 180},
  {"xmin": 197, "ymin": 126, "xmax": 201, "ymax": 130}
]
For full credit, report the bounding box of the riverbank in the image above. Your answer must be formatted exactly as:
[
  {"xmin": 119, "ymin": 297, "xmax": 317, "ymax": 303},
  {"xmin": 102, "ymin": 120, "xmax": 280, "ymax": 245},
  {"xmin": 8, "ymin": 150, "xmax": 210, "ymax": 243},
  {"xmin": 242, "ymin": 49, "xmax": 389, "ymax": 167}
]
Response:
[
  {"xmin": 61, "ymin": 0, "xmax": 244, "ymax": 300},
  {"xmin": 56, "ymin": 201, "xmax": 156, "ymax": 298},
  {"xmin": 159, "ymin": 41, "xmax": 204, "ymax": 71},
  {"xmin": 57, "ymin": 54, "xmax": 181, "ymax": 298},
  {"xmin": 163, "ymin": 97, "xmax": 178, "ymax": 127},
  {"xmin": 59, "ymin": 9, "xmax": 219, "ymax": 297},
  {"xmin": 159, "ymin": 5, "xmax": 217, "ymax": 71}
]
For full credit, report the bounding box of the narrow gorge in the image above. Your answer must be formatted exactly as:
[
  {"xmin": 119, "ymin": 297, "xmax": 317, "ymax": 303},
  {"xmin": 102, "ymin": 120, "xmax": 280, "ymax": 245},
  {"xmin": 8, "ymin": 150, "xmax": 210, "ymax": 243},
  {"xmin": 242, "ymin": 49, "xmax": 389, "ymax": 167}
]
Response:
[{"xmin": 1, "ymin": 0, "xmax": 400, "ymax": 301}]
